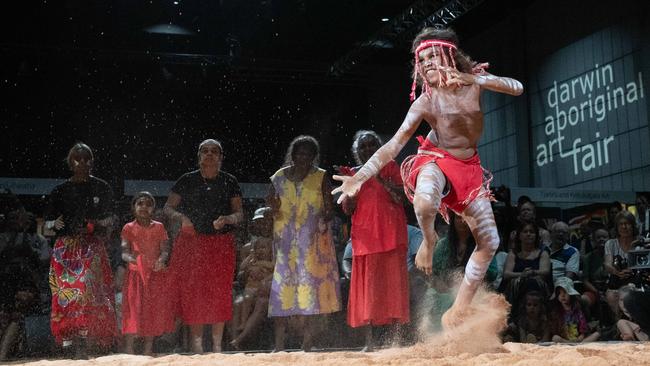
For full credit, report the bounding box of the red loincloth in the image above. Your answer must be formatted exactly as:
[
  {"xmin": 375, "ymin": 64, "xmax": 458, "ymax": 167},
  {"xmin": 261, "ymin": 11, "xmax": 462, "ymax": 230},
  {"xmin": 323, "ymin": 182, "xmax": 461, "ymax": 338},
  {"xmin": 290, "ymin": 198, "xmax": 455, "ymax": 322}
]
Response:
[{"xmin": 401, "ymin": 136, "xmax": 493, "ymax": 223}]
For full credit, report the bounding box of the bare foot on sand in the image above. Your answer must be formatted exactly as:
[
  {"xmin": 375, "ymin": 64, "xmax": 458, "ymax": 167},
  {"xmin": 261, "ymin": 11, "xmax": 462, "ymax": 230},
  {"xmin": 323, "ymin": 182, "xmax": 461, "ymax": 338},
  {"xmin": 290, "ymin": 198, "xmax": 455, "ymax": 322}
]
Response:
[{"xmin": 441, "ymin": 306, "xmax": 476, "ymax": 331}]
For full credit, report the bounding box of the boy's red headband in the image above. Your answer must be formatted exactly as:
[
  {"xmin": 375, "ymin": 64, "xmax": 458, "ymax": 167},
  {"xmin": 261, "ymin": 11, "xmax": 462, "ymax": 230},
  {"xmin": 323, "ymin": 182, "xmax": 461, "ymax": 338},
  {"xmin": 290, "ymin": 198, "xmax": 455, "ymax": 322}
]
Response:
[{"xmin": 410, "ymin": 39, "xmax": 458, "ymax": 102}]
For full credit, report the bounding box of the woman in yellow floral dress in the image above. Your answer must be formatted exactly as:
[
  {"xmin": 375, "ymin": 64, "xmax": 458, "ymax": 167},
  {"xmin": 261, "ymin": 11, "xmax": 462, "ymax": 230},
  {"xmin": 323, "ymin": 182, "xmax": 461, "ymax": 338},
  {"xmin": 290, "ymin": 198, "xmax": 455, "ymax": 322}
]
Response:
[{"xmin": 267, "ymin": 135, "xmax": 341, "ymax": 351}]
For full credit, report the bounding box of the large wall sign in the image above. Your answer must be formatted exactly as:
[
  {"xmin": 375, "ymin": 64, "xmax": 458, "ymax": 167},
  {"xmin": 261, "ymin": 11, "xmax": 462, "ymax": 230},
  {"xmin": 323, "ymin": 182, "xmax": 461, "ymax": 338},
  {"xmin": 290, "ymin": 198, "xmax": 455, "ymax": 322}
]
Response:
[{"xmin": 529, "ymin": 25, "xmax": 649, "ymax": 189}]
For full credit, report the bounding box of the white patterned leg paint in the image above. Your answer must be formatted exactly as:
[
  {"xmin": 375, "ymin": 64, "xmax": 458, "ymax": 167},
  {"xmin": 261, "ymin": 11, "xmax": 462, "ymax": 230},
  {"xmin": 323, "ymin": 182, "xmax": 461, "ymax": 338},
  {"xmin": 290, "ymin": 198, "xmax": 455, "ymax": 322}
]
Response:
[
  {"xmin": 456, "ymin": 196, "xmax": 500, "ymax": 308},
  {"xmin": 413, "ymin": 163, "xmax": 446, "ymax": 252}
]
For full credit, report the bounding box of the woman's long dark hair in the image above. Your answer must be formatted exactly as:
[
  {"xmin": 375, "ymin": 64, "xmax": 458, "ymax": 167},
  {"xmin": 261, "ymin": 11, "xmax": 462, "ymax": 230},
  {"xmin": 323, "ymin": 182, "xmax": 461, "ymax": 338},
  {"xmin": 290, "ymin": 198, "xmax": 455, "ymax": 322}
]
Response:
[
  {"xmin": 282, "ymin": 135, "xmax": 320, "ymax": 167},
  {"xmin": 623, "ymin": 289, "xmax": 650, "ymax": 331},
  {"xmin": 513, "ymin": 220, "xmax": 540, "ymax": 254}
]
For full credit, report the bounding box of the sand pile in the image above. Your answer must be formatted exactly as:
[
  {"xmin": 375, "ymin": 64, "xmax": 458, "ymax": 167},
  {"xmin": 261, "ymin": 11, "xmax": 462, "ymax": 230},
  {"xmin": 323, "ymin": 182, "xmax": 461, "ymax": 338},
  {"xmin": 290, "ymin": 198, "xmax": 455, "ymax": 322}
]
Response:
[{"xmin": 12, "ymin": 285, "xmax": 650, "ymax": 365}]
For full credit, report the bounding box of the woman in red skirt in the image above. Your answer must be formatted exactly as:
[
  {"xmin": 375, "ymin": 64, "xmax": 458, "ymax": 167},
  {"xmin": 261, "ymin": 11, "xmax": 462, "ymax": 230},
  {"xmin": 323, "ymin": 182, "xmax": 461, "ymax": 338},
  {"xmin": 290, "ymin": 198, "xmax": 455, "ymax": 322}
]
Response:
[
  {"xmin": 164, "ymin": 139, "xmax": 243, "ymax": 353},
  {"xmin": 121, "ymin": 192, "xmax": 174, "ymax": 355},
  {"xmin": 45, "ymin": 143, "xmax": 117, "ymax": 359},
  {"xmin": 339, "ymin": 131, "xmax": 409, "ymax": 351}
]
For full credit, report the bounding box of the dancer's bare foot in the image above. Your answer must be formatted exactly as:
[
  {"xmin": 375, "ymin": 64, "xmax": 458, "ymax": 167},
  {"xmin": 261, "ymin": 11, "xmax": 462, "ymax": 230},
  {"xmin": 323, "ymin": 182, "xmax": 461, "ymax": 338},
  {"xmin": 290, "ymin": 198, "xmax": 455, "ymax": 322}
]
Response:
[{"xmin": 441, "ymin": 306, "xmax": 474, "ymax": 330}]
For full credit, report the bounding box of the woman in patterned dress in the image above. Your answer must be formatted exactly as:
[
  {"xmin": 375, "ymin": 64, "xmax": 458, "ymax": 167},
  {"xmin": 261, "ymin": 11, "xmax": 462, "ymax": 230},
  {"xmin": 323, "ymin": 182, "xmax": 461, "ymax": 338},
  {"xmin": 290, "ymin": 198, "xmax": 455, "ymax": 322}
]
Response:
[
  {"xmin": 45, "ymin": 143, "xmax": 117, "ymax": 358},
  {"xmin": 267, "ymin": 135, "xmax": 341, "ymax": 351}
]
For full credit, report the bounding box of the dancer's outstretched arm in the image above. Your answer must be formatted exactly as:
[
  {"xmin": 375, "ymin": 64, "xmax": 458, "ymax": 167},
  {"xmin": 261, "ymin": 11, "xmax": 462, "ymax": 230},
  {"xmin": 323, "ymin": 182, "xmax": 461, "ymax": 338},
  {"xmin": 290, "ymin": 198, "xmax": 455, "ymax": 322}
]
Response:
[
  {"xmin": 441, "ymin": 66, "xmax": 523, "ymax": 96},
  {"xmin": 332, "ymin": 99, "xmax": 428, "ymax": 203}
]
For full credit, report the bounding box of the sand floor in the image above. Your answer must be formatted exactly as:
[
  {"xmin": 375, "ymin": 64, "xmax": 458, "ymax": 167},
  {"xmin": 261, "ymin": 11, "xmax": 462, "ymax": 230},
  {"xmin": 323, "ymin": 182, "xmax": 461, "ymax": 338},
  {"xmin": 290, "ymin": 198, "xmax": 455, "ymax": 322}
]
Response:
[
  {"xmin": 8, "ymin": 342, "xmax": 650, "ymax": 366},
  {"xmin": 11, "ymin": 290, "xmax": 649, "ymax": 365}
]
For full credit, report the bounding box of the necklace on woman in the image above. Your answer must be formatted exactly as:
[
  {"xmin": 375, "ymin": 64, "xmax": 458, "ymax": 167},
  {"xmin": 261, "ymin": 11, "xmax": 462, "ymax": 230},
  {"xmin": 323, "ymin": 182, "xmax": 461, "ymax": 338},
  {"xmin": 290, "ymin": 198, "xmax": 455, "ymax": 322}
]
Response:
[{"xmin": 202, "ymin": 175, "xmax": 215, "ymax": 191}]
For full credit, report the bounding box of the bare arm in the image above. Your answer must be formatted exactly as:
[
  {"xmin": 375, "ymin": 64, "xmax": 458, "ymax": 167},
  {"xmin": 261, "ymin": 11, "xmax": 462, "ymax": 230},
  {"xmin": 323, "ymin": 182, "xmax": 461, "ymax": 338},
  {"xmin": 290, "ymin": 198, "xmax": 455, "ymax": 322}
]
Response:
[
  {"xmin": 603, "ymin": 253, "xmax": 618, "ymax": 276},
  {"xmin": 266, "ymin": 185, "xmax": 280, "ymax": 216},
  {"xmin": 474, "ymin": 73, "xmax": 524, "ymax": 96},
  {"xmin": 332, "ymin": 101, "xmax": 426, "ymax": 203},
  {"xmin": 536, "ymin": 251, "xmax": 551, "ymax": 277},
  {"xmin": 163, "ymin": 192, "xmax": 193, "ymax": 227},
  {"xmin": 121, "ymin": 239, "xmax": 136, "ymax": 264},
  {"xmin": 503, "ymin": 251, "xmax": 520, "ymax": 280},
  {"xmin": 158, "ymin": 239, "xmax": 171, "ymax": 264},
  {"xmin": 442, "ymin": 66, "xmax": 523, "ymax": 96},
  {"xmin": 213, "ymin": 196, "xmax": 244, "ymax": 230}
]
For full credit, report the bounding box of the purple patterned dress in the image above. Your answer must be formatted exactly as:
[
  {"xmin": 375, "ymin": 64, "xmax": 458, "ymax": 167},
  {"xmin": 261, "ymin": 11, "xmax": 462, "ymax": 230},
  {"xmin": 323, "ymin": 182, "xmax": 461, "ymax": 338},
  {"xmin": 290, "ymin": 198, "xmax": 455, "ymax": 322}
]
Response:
[{"xmin": 268, "ymin": 167, "xmax": 341, "ymax": 317}]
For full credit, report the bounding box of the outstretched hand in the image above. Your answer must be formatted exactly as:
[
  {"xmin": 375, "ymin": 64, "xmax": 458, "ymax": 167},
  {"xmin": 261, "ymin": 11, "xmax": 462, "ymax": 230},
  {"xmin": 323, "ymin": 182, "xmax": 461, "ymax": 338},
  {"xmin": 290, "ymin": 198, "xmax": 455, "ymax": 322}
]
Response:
[
  {"xmin": 438, "ymin": 66, "xmax": 476, "ymax": 86},
  {"xmin": 331, "ymin": 175, "xmax": 363, "ymax": 205}
]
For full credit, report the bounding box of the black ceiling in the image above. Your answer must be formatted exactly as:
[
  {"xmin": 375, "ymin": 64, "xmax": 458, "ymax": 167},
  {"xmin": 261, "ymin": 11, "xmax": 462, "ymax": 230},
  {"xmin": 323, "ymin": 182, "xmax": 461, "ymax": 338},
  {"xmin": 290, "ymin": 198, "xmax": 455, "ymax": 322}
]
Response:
[
  {"xmin": 2, "ymin": 1, "xmax": 537, "ymax": 68},
  {"xmin": 3, "ymin": 1, "xmax": 421, "ymax": 62}
]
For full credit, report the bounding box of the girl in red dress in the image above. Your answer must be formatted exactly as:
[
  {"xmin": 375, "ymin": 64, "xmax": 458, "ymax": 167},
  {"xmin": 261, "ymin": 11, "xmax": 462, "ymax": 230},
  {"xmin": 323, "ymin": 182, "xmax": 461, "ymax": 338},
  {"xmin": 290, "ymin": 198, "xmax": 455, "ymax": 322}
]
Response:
[
  {"xmin": 121, "ymin": 192, "xmax": 173, "ymax": 355},
  {"xmin": 340, "ymin": 130, "xmax": 409, "ymax": 351}
]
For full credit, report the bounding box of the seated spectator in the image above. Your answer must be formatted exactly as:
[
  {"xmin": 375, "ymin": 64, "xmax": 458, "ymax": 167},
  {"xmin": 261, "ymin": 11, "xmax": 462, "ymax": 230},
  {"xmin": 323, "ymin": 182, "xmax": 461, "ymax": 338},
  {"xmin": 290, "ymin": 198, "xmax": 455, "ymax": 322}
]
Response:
[
  {"xmin": 635, "ymin": 193, "xmax": 649, "ymax": 236},
  {"xmin": 603, "ymin": 211, "xmax": 638, "ymax": 319},
  {"xmin": 508, "ymin": 199, "xmax": 551, "ymax": 249},
  {"xmin": 617, "ymin": 285, "xmax": 650, "ymax": 341},
  {"xmin": 0, "ymin": 274, "xmax": 39, "ymax": 360},
  {"xmin": 504, "ymin": 290, "xmax": 550, "ymax": 343},
  {"xmin": 606, "ymin": 201, "xmax": 623, "ymax": 240},
  {"xmin": 0, "ymin": 210, "xmax": 42, "ymax": 360},
  {"xmin": 546, "ymin": 221, "xmax": 580, "ymax": 282},
  {"xmin": 230, "ymin": 207, "xmax": 274, "ymax": 350},
  {"xmin": 503, "ymin": 221, "xmax": 551, "ymax": 314},
  {"xmin": 549, "ymin": 277, "xmax": 599, "ymax": 343},
  {"xmin": 581, "ymin": 227, "xmax": 610, "ymax": 314}
]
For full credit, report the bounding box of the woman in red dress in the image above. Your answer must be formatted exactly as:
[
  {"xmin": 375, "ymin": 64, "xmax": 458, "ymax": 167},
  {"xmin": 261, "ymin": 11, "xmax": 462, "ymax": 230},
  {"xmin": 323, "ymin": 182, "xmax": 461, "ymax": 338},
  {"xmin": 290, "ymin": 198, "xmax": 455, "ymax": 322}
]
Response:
[
  {"xmin": 340, "ymin": 130, "xmax": 409, "ymax": 351},
  {"xmin": 45, "ymin": 143, "xmax": 117, "ymax": 358},
  {"xmin": 121, "ymin": 192, "xmax": 173, "ymax": 355}
]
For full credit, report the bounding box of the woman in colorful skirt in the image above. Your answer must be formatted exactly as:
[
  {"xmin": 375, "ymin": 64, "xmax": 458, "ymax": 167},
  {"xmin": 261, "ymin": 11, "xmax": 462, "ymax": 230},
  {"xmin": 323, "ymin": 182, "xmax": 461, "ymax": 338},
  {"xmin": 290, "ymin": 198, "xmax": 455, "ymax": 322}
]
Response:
[
  {"xmin": 267, "ymin": 135, "xmax": 341, "ymax": 351},
  {"xmin": 45, "ymin": 142, "xmax": 117, "ymax": 359}
]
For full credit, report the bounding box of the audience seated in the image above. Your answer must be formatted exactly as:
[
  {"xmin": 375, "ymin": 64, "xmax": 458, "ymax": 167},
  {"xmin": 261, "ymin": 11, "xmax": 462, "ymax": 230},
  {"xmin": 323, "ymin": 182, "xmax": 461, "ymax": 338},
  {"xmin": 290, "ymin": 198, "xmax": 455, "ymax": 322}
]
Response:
[
  {"xmin": 503, "ymin": 290, "xmax": 549, "ymax": 343},
  {"xmin": 549, "ymin": 277, "xmax": 600, "ymax": 343},
  {"xmin": 546, "ymin": 221, "xmax": 580, "ymax": 282},
  {"xmin": 508, "ymin": 198, "xmax": 551, "ymax": 249},
  {"xmin": 0, "ymin": 209, "xmax": 43, "ymax": 360},
  {"xmin": 502, "ymin": 221, "xmax": 551, "ymax": 319},
  {"xmin": 617, "ymin": 285, "xmax": 650, "ymax": 341},
  {"xmin": 230, "ymin": 207, "xmax": 274, "ymax": 350}
]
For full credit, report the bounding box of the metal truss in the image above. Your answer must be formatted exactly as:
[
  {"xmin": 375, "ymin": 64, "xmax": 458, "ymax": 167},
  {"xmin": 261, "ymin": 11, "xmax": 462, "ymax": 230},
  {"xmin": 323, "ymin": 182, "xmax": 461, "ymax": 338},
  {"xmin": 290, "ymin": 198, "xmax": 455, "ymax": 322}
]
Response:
[{"xmin": 329, "ymin": 0, "xmax": 484, "ymax": 77}]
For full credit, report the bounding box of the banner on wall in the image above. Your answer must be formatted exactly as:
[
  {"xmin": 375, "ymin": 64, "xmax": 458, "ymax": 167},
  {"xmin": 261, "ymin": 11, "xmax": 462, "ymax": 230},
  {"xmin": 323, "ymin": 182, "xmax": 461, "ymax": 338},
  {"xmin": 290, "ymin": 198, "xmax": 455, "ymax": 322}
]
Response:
[{"xmin": 529, "ymin": 25, "xmax": 649, "ymax": 189}]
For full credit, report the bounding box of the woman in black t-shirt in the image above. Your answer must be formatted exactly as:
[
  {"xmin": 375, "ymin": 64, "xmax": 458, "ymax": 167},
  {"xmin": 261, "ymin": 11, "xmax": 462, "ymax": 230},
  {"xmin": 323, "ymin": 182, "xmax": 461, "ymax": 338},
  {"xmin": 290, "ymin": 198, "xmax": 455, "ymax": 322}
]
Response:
[
  {"xmin": 164, "ymin": 139, "xmax": 243, "ymax": 353},
  {"xmin": 44, "ymin": 143, "xmax": 117, "ymax": 358}
]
